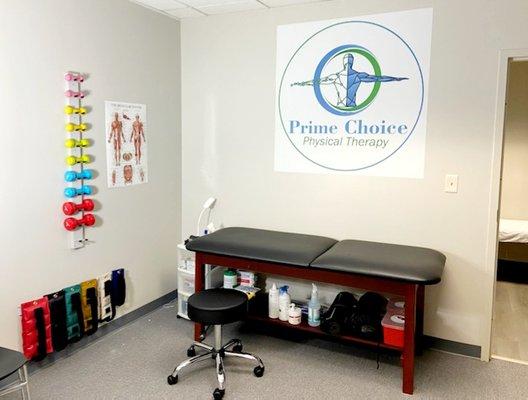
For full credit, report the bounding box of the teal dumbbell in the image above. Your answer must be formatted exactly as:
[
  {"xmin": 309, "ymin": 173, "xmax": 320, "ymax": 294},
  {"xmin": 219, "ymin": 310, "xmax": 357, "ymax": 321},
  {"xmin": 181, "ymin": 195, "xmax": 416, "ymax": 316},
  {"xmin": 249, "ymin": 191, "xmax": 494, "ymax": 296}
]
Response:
[{"xmin": 64, "ymin": 185, "xmax": 92, "ymax": 198}]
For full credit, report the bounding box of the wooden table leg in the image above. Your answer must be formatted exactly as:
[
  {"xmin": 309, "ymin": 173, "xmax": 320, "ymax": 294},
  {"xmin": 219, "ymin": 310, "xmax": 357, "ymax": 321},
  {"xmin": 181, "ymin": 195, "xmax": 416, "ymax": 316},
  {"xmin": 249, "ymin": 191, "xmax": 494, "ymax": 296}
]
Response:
[
  {"xmin": 415, "ymin": 285, "xmax": 425, "ymax": 355},
  {"xmin": 403, "ymin": 284, "xmax": 417, "ymax": 395},
  {"xmin": 194, "ymin": 252, "xmax": 205, "ymax": 342}
]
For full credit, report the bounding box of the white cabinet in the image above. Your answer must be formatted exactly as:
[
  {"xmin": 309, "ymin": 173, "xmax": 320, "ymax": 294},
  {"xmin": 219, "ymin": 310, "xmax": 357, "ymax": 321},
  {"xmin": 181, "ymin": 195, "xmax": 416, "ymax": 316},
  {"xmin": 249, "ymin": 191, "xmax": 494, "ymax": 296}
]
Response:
[
  {"xmin": 176, "ymin": 242, "xmax": 223, "ymax": 319},
  {"xmin": 177, "ymin": 243, "xmax": 195, "ymax": 319}
]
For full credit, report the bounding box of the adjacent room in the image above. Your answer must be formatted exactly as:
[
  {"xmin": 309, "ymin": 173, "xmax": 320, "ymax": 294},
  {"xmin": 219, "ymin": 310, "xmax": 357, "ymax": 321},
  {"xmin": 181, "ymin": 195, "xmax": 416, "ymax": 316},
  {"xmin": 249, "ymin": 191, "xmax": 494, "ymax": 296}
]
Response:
[
  {"xmin": 1, "ymin": 0, "xmax": 528, "ymax": 399},
  {"xmin": 493, "ymin": 59, "xmax": 528, "ymax": 364}
]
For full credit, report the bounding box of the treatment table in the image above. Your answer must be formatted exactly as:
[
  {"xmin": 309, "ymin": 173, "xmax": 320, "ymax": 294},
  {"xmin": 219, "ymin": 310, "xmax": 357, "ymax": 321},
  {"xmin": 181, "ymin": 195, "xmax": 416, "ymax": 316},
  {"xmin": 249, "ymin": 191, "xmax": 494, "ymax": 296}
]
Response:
[{"xmin": 186, "ymin": 227, "xmax": 445, "ymax": 394}]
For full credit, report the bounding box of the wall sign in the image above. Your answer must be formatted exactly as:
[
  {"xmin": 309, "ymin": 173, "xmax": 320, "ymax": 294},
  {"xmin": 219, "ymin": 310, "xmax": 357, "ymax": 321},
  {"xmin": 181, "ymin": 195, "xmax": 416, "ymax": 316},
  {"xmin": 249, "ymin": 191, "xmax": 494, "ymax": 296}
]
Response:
[
  {"xmin": 275, "ymin": 8, "xmax": 432, "ymax": 177},
  {"xmin": 105, "ymin": 101, "xmax": 148, "ymax": 188}
]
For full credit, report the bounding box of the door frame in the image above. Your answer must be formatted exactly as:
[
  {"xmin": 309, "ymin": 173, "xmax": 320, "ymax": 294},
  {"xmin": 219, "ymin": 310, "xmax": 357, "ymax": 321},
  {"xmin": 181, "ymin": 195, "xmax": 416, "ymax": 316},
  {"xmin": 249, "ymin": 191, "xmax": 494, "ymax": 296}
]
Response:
[{"xmin": 482, "ymin": 49, "xmax": 528, "ymax": 361}]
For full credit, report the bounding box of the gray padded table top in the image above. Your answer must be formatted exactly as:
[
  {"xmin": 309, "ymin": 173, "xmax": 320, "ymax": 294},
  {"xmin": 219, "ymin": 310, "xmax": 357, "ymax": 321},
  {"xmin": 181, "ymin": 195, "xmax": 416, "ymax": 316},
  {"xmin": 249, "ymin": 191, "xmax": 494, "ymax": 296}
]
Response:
[
  {"xmin": 186, "ymin": 227, "xmax": 445, "ymax": 284},
  {"xmin": 0, "ymin": 347, "xmax": 26, "ymax": 381},
  {"xmin": 310, "ymin": 239, "xmax": 445, "ymax": 284},
  {"xmin": 186, "ymin": 227, "xmax": 337, "ymax": 267}
]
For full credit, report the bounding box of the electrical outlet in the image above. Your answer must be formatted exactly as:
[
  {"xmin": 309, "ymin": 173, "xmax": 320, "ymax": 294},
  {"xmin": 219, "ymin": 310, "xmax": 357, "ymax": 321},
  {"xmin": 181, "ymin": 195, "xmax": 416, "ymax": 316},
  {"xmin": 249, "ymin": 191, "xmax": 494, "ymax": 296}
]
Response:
[{"xmin": 445, "ymin": 174, "xmax": 459, "ymax": 193}]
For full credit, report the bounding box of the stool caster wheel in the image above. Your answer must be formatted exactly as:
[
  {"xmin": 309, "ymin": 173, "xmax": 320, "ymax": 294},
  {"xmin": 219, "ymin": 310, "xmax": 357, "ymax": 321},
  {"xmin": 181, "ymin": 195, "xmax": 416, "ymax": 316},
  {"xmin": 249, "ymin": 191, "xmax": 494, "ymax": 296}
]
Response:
[
  {"xmin": 254, "ymin": 365, "xmax": 265, "ymax": 377},
  {"xmin": 187, "ymin": 345, "xmax": 196, "ymax": 357},
  {"xmin": 233, "ymin": 343, "xmax": 243, "ymax": 353},
  {"xmin": 213, "ymin": 388, "xmax": 225, "ymax": 399},
  {"xmin": 167, "ymin": 375, "xmax": 178, "ymax": 385}
]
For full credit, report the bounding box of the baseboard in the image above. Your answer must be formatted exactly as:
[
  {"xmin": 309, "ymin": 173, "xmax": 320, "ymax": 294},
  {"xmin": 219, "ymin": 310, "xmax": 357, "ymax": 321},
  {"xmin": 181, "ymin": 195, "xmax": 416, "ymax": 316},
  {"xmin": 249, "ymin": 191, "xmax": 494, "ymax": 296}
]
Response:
[
  {"xmin": 23, "ymin": 289, "xmax": 480, "ymax": 376},
  {"xmin": 424, "ymin": 335, "xmax": 481, "ymax": 358},
  {"xmin": 28, "ymin": 290, "xmax": 178, "ymax": 374},
  {"xmin": 491, "ymin": 354, "xmax": 528, "ymax": 366}
]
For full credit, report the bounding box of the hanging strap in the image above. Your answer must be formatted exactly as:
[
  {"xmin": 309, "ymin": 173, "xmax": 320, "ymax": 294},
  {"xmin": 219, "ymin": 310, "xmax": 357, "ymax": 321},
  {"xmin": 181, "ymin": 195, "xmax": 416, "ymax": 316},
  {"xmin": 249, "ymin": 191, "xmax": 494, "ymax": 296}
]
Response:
[
  {"xmin": 71, "ymin": 292, "xmax": 85, "ymax": 339},
  {"xmin": 104, "ymin": 279, "xmax": 116, "ymax": 322},
  {"xmin": 85, "ymin": 287, "xmax": 99, "ymax": 335},
  {"xmin": 113, "ymin": 269, "xmax": 126, "ymax": 306},
  {"xmin": 34, "ymin": 307, "xmax": 47, "ymax": 361},
  {"xmin": 376, "ymin": 340, "xmax": 381, "ymax": 370},
  {"xmin": 109, "ymin": 269, "xmax": 126, "ymax": 320},
  {"xmin": 47, "ymin": 292, "xmax": 68, "ymax": 351}
]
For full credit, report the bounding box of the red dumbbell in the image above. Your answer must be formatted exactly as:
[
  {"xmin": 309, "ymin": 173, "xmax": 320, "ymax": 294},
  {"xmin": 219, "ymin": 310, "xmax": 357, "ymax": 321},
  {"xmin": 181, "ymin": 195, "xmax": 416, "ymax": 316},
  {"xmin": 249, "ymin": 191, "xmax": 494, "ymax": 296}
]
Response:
[
  {"xmin": 62, "ymin": 199, "xmax": 95, "ymax": 215},
  {"xmin": 63, "ymin": 214, "xmax": 95, "ymax": 231}
]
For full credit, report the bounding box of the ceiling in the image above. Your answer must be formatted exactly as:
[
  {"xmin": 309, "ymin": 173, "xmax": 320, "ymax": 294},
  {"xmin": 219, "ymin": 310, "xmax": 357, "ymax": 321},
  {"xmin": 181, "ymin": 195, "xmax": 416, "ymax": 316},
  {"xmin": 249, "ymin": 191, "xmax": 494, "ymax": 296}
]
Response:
[{"xmin": 130, "ymin": 0, "xmax": 326, "ymax": 19}]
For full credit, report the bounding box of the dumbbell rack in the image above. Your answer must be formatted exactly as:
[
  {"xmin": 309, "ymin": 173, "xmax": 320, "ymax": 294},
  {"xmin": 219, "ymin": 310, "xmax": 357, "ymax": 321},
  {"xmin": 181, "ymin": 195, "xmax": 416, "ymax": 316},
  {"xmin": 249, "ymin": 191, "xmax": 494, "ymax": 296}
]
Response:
[{"xmin": 63, "ymin": 72, "xmax": 94, "ymax": 249}]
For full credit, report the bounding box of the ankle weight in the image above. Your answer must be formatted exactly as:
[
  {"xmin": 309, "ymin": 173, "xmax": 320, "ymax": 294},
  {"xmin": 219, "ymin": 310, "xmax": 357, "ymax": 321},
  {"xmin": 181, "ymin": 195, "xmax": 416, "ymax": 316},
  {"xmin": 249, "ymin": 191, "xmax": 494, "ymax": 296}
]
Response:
[
  {"xmin": 81, "ymin": 279, "xmax": 99, "ymax": 335},
  {"xmin": 21, "ymin": 298, "xmax": 54, "ymax": 360},
  {"xmin": 64, "ymin": 284, "xmax": 84, "ymax": 342},
  {"xmin": 98, "ymin": 273, "xmax": 113, "ymax": 322},
  {"xmin": 45, "ymin": 290, "xmax": 68, "ymax": 352},
  {"xmin": 109, "ymin": 269, "xmax": 126, "ymax": 319}
]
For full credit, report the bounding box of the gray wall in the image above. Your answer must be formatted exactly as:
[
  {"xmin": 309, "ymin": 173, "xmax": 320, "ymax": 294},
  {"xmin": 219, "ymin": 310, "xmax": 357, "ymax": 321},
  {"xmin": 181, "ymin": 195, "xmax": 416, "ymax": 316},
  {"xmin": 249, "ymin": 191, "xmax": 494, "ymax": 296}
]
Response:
[
  {"xmin": 0, "ymin": 0, "xmax": 181, "ymax": 349},
  {"xmin": 181, "ymin": 0, "xmax": 528, "ymax": 350},
  {"xmin": 500, "ymin": 61, "xmax": 528, "ymax": 219}
]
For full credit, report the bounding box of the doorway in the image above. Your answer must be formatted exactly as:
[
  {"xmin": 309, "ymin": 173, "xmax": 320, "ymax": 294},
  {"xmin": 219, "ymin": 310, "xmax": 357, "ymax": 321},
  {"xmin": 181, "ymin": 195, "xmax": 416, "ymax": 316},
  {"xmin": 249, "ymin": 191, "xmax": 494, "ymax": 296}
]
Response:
[{"xmin": 491, "ymin": 59, "xmax": 528, "ymax": 364}]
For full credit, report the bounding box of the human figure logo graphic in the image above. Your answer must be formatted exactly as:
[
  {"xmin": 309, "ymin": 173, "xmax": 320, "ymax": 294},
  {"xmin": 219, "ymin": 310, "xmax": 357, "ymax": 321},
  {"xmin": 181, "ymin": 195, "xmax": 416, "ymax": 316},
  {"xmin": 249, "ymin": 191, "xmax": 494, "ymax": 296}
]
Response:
[{"xmin": 291, "ymin": 45, "xmax": 408, "ymax": 116}]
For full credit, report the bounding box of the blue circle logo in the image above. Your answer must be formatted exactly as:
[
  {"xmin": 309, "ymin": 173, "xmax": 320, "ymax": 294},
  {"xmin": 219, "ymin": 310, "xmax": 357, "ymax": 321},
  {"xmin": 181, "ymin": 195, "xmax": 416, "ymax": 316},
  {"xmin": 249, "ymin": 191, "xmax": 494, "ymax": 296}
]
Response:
[{"xmin": 277, "ymin": 20, "xmax": 425, "ymax": 172}]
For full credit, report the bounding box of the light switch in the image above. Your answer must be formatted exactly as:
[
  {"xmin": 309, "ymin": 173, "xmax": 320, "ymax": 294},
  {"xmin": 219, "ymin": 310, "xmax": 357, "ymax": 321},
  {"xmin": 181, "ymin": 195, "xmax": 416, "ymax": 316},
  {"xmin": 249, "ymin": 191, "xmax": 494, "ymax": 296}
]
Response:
[{"xmin": 445, "ymin": 174, "xmax": 458, "ymax": 193}]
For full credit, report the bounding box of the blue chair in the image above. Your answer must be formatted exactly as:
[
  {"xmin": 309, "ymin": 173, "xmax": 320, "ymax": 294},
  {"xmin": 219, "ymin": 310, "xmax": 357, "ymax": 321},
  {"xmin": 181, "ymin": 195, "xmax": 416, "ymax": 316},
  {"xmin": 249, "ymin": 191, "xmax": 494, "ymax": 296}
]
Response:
[{"xmin": 0, "ymin": 347, "xmax": 30, "ymax": 399}]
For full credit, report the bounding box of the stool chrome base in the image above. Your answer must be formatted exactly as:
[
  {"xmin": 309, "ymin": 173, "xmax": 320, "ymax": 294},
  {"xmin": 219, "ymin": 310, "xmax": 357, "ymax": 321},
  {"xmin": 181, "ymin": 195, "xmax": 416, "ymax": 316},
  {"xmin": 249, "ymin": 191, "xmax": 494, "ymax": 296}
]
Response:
[{"xmin": 167, "ymin": 325, "xmax": 264, "ymax": 399}]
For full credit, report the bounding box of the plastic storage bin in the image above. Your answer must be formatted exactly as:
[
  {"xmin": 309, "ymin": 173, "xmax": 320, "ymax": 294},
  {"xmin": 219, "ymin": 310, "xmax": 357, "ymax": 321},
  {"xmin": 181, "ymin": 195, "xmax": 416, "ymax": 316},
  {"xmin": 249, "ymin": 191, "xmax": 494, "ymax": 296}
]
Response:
[
  {"xmin": 178, "ymin": 272, "xmax": 195, "ymax": 295},
  {"xmin": 178, "ymin": 293, "xmax": 189, "ymax": 319},
  {"xmin": 382, "ymin": 309, "xmax": 405, "ymax": 347}
]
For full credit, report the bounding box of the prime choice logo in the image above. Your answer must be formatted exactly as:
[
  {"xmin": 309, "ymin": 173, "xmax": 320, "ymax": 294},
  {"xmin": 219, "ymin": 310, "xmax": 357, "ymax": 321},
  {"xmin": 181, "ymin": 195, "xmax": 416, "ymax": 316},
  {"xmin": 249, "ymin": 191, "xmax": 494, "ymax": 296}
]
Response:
[
  {"xmin": 277, "ymin": 20, "xmax": 425, "ymax": 172},
  {"xmin": 292, "ymin": 45, "xmax": 407, "ymax": 116}
]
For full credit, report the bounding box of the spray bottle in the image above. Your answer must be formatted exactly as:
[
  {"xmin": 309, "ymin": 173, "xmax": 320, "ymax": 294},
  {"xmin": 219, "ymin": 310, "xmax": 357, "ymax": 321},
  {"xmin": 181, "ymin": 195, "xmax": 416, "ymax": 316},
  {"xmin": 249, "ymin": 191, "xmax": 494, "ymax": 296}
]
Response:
[
  {"xmin": 268, "ymin": 283, "xmax": 279, "ymax": 319},
  {"xmin": 278, "ymin": 286, "xmax": 290, "ymax": 322},
  {"xmin": 308, "ymin": 283, "xmax": 321, "ymax": 327}
]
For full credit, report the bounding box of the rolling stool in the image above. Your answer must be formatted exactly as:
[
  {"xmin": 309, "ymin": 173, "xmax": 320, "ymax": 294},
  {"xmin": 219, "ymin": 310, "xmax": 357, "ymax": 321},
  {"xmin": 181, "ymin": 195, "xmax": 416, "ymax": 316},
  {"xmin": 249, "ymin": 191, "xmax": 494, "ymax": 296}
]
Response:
[{"xmin": 167, "ymin": 288, "xmax": 264, "ymax": 399}]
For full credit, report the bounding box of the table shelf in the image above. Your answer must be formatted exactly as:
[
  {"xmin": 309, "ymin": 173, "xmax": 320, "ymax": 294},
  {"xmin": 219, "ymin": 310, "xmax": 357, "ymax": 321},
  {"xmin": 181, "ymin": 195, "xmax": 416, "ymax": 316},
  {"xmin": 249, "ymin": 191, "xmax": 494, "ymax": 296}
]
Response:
[{"xmin": 246, "ymin": 313, "xmax": 403, "ymax": 352}]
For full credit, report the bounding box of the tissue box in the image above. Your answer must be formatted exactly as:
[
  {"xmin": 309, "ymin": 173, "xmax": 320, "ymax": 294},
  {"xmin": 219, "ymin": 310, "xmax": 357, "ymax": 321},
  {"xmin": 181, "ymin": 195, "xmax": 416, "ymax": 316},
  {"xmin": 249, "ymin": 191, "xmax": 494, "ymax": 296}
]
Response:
[{"xmin": 237, "ymin": 270, "xmax": 256, "ymax": 286}]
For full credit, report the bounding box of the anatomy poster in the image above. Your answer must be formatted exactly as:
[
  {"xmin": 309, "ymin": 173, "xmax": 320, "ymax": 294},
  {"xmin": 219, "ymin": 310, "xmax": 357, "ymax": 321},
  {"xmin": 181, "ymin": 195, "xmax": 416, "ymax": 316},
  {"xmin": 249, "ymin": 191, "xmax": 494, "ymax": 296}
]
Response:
[
  {"xmin": 105, "ymin": 101, "xmax": 148, "ymax": 187},
  {"xmin": 275, "ymin": 8, "xmax": 432, "ymax": 177}
]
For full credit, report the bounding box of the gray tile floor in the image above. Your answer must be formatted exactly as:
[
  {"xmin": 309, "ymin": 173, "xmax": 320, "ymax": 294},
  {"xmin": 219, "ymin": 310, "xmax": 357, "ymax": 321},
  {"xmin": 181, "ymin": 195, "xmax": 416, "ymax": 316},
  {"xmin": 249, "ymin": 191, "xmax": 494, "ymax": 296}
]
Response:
[{"xmin": 6, "ymin": 301, "xmax": 528, "ymax": 400}]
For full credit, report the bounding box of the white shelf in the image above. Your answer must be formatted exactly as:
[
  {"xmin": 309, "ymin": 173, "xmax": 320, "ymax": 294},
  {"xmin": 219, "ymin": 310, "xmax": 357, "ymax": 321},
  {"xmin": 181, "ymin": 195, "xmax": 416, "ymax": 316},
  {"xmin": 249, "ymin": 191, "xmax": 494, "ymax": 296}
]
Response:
[
  {"xmin": 178, "ymin": 267, "xmax": 195, "ymax": 275},
  {"xmin": 178, "ymin": 290, "xmax": 193, "ymax": 297},
  {"xmin": 177, "ymin": 312, "xmax": 190, "ymax": 320},
  {"xmin": 177, "ymin": 243, "xmax": 188, "ymax": 251}
]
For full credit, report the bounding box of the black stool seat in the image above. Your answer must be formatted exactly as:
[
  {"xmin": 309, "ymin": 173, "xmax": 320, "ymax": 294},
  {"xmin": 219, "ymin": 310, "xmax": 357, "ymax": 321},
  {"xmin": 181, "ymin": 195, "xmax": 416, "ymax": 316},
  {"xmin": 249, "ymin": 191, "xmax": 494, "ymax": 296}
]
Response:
[
  {"xmin": 188, "ymin": 289, "xmax": 248, "ymax": 325},
  {"xmin": 0, "ymin": 347, "xmax": 26, "ymax": 381}
]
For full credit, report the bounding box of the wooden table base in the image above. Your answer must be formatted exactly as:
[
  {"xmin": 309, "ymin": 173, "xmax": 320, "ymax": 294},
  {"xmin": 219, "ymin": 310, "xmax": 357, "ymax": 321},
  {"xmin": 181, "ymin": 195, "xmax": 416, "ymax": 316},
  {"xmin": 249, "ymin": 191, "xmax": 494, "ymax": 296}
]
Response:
[{"xmin": 193, "ymin": 252, "xmax": 423, "ymax": 395}]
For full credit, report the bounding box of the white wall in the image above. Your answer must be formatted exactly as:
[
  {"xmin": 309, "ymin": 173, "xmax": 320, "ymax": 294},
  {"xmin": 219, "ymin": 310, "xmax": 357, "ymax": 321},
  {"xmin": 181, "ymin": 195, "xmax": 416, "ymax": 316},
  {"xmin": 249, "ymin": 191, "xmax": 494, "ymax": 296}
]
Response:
[
  {"xmin": 181, "ymin": 0, "xmax": 528, "ymax": 351},
  {"xmin": 500, "ymin": 61, "xmax": 528, "ymax": 219},
  {"xmin": 0, "ymin": 0, "xmax": 181, "ymax": 350}
]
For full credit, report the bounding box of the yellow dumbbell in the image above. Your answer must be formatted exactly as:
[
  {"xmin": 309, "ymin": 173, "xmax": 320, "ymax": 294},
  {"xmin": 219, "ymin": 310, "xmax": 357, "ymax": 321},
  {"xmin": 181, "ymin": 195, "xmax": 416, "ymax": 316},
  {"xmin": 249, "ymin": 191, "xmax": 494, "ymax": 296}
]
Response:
[
  {"xmin": 65, "ymin": 123, "xmax": 87, "ymax": 132},
  {"xmin": 64, "ymin": 105, "xmax": 87, "ymax": 115},
  {"xmin": 65, "ymin": 138, "xmax": 90, "ymax": 148},
  {"xmin": 66, "ymin": 154, "xmax": 91, "ymax": 166}
]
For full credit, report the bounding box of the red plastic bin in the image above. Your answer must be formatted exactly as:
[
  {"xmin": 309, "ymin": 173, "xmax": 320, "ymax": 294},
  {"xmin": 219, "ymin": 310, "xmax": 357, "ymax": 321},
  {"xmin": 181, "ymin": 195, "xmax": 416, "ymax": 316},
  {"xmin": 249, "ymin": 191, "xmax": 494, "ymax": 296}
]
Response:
[{"xmin": 382, "ymin": 308, "xmax": 405, "ymax": 348}]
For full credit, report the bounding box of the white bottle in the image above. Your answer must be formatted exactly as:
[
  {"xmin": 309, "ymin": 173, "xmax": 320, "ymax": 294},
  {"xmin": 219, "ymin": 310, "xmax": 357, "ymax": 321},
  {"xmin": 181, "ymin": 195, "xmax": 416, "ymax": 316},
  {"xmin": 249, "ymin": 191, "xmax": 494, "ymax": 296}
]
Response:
[
  {"xmin": 278, "ymin": 286, "xmax": 291, "ymax": 322},
  {"xmin": 268, "ymin": 283, "xmax": 279, "ymax": 319},
  {"xmin": 308, "ymin": 283, "xmax": 321, "ymax": 327}
]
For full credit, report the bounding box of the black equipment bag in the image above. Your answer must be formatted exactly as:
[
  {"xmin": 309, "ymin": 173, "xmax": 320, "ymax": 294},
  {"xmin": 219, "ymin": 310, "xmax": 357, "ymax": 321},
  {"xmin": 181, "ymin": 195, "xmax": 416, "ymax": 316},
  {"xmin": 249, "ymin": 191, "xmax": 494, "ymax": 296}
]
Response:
[{"xmin": 45, "ymin": 290, "xmax": 68, "ymax": 351}]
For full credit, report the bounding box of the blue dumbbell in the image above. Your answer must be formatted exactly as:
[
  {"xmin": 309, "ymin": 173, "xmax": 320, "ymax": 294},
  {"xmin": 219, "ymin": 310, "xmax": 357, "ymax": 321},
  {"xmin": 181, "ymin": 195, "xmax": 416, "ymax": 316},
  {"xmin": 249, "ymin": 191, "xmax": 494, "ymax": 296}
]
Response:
[
  {"xmin": 64, "ymin": 169, "xmax": 93, "ymax": 182},
  {"xmin": 64, "ymin": 185, "xmax": 92, "ymax": 198}
]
